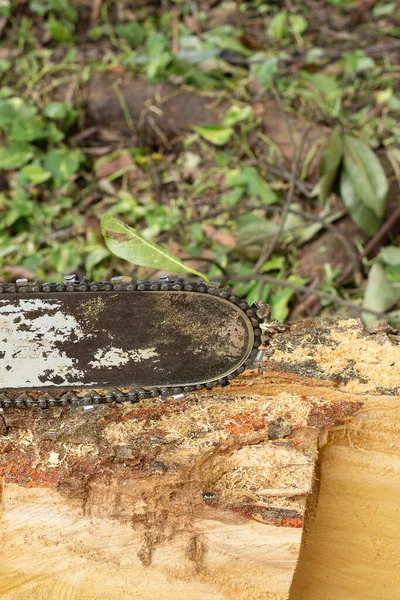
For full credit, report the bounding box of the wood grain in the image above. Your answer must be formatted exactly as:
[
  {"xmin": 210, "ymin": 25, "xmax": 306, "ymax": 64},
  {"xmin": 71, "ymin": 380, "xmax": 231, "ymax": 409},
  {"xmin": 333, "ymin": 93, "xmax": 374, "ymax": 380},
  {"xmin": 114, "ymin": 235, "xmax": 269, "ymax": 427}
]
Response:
[{"xmin": 1, "ymin": 317, "xmax": 399, "ymax": 599}]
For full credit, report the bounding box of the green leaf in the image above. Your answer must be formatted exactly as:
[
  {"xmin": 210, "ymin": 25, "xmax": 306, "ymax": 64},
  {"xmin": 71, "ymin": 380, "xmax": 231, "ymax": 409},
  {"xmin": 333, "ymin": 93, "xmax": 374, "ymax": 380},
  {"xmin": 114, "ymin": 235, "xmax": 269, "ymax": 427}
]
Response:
[
  {"xmin": 343, "ymin": 134, "xmax": 388, "ymax": 218},
  {"xmin": 300, "ymin": 72, "xmax": 341, "ymax": 99},
  {"xmin": 220, "ymin": 186, "xmax": 244, "ymax": 209},
  {"xmin": 362, "ymin": 263, "xmax": 400, "ymax": 328},
  {"xmin": 227, "ymin": 166, "xmax": 277, "ymax": 204},
  {"xmin": 145, "ymin": 32, "xmax": 170, "ymax": 78},
  {"xmin": 268, "ymin": 11, "xmax": 288, "ymax": 39},
  {"xmin": 388, "ymin": 95, "xmax": 400, "ymax": 112},
  {"xmin": 0, "ymin": 0, "xmax": 10, "ymax": 17},
  {"xmin": 385, "ymin": 265, "xmax": 400, "ymax": 283},
  {"xmin": 380, "ymin": 246, "xmax": 400, "ymax": 266},
  {"xmin": 146, "ymin": 32, "xmax": 167, "ymax": 57},
  {"xmin": 0, "ymin": 87, "xmax": 13, "ymax": 99},
  {"xmin": 44, "ymin": 148, "xmax": 82, "ymax": 183},
  {"xmin": 261, "ymin": 256, "xmax": 286, "ymax": 273},
  {"xmin": 193, "ymin": 125, "xmax": 233, "ymax": 146},
  {"xmin": 46, "ymin": 16, "xmax": 74, "ymax": 42},
  {"xmin": 116, "ymin": 22, "xmax": 146, "ymax": 46},
  {"xmin": 319, "ymin": 128, "xmax": 343, "ymax": 203},
  {"xmin": 343, "ymin": 50, "xmax": 375, "ymax": 74},
  {"xmin": 250, "ymin": 58, "xmax": 278, "ymax": 91},
  {"xmin": 270, "ymin": 275, "xmax": 306, "ymax": 322},
  {"xmin": 289, "ymin": 14, "xmax": 308, "ymax": 34},
  {"xmin": 234, "ymin": 214, "xmax": 279, "ymax": 260},
  {"xmin": 3, "ymin": 188, "xmax": 36, "ymax": 227},
  {"xmin": 85, "ymin": 247, "xmax": 110, "ymax": 275},
  {"xmin": 32, "ymin": 0, "xmax": 77, "ymax": 20},
  {"xmin": 373, "ymin": 2, "xmax": 394, "ymax": 16},
  {"xmin": 222, "ymin": 105, "xmax": 253, "ymax": 127},
  {"xmin": 0, "ymin": 142, "xmax": 34, "ymax": 169},
  {"xmin": 20, "ymin": 164, "xmax": 52, "ymax": 184},
  {"xmin": 340, "ymin": 170, "xmax": 381, "ymax": 236},
  {"xmin": 101, "ymin": 214, "xmax": 208, "ymax": 282},
  {"xmin": 0, "ymin": 100, "xmax": 17, "ymax": 129},
  {"xmin": 44, "ymin": 101, "xmax": 69, "ymax": 119},
  {"xmin": 49, "ymin": 0, "xmax": 77, "ymax": 20},
  {"xmin": 9, "ymin": 115, "xmax": 48, "ymax": 142}
]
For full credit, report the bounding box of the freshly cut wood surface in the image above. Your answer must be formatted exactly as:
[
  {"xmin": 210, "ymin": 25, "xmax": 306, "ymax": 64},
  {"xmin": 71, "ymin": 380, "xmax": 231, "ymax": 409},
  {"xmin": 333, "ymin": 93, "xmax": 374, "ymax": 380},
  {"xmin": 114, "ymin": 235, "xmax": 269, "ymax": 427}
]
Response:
[
  {"xmin": 1, "ymin": 317, "xmax": 399, "ymax": 599},
  {"xmin": 290, "ymin": 382, "xmax": 400, "ymax": 599}
]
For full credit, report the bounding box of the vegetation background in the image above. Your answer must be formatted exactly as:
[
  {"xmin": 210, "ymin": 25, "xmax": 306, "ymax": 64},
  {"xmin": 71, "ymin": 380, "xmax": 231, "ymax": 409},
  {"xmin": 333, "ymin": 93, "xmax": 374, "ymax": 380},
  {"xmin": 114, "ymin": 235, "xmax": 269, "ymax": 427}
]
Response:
[{"xmin": 1, "ymin": 0, "xmax": 400, "ymax": 327}]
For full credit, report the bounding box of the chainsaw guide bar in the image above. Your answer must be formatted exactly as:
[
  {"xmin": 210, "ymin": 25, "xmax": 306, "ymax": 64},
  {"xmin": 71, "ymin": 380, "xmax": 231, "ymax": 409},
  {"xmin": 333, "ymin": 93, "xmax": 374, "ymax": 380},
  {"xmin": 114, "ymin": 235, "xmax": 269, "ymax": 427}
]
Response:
[{"xmin": 0, "ymin": 276, "xmax": 263, "ymax": 410}]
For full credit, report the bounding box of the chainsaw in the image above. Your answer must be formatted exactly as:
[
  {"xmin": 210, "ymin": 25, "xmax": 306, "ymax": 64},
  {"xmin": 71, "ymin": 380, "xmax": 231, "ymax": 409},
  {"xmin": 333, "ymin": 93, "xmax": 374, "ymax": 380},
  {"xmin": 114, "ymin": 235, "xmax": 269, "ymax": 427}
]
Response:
[{"xmin": 0, "ymin": 274, "xmax": 263, "ymax": 410}]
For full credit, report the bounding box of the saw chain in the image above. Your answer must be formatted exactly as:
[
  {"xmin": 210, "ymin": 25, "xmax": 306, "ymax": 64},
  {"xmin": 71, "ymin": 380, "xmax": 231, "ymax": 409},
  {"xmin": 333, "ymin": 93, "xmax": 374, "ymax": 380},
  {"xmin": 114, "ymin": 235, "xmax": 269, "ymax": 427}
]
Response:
[{"xmin": 0, "ymin": 275, "xmax": 264, "ymax": 411}]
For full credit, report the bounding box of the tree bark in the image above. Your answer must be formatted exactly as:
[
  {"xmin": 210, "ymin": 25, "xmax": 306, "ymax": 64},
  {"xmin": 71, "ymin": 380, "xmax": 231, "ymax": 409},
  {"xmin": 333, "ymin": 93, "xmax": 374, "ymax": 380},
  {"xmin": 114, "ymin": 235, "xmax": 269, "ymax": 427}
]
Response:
[{"xmin": 1, "ymin": 318, "xmax": 399, "ymax": 599}]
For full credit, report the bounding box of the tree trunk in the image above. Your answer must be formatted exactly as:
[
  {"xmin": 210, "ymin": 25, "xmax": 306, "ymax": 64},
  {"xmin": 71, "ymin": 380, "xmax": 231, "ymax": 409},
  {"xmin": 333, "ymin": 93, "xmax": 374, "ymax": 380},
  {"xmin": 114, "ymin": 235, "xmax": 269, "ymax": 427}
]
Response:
[{"xmin": 1, "ymin": 317, "xmax": 399, "ymax": 599}]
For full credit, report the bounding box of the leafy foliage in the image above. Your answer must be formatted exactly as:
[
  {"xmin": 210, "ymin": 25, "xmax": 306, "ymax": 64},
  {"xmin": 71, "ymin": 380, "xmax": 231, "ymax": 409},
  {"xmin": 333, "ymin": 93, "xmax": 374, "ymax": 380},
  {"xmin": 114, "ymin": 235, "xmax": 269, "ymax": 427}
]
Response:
[{"xmin": 0, "ymin": 0, "xmax": 399, "ymax": 325}]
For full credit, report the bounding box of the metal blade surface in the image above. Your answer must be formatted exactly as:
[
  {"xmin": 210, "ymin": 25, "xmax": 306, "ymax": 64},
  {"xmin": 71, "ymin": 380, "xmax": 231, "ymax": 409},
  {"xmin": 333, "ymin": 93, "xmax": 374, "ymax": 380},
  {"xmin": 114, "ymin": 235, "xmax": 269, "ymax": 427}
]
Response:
[{"xmin": 0, "ymin": 291, "xmax": 254, "ymax": 390}]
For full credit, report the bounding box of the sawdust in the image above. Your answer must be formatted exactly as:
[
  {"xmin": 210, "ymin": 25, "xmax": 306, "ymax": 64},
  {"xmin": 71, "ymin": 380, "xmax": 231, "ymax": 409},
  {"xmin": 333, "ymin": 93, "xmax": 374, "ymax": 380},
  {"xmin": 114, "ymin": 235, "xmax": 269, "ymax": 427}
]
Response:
[
  {"xmin": 102, "ymin": 392, "xmax": 316, "ymax": 451},
  {"xmin": 80, "ymin": 296, "xmax": 106, "ymax": 321},
  {"xmin": 270, "ymin": 318, "xmax": 400, "ymax": 394},
  {"xmin": 213, "ymin": 441, "xmax": 315, "ymax": 513}
]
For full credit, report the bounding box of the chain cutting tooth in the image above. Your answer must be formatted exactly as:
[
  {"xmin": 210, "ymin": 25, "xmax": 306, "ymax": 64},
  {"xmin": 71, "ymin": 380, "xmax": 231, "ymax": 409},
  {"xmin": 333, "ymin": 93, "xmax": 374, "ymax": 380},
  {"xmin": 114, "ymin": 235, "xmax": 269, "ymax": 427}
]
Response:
[
  {"xmin": 38, "ymin": 393, "xmax": 56, "ymax": 407},
  {"xmin": 255, "ymin": 350, "xmax": 265, "ymax": 361},
  {"xmin": 17, "ymin": 393, "xmax": 34, "ymax": 406},
  {"xmin": 16, "ymin": 278, "xmax": 30, "ymax": 293},
  {"xmin": 0, "ymin": 393, "xmax": 10, "ymax": 408},
  {"xmin": 61, "ymin": 392, "xmax": 79, "ymax": 405},
  {"xmin": 111, "ymin": 276, "xmax": 126, "ymax": 291},
  {"xmin": 128, "ymin": 391, "xmax": 139, "ymax": 403},
  {"xmin": 114, "ymin": 390, "xmax": 125, "ymax": 403},
  {"xmin": 82, "ymin": 393, "xmax": 94, "ymax": 405}
]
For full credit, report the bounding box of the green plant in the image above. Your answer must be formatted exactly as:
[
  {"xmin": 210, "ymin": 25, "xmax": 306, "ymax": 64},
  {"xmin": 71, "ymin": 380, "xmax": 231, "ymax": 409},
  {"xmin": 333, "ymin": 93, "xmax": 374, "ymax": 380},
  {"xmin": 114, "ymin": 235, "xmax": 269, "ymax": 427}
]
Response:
[{"xmin": 318, "ymin": 128, "xmax": 388, "ymax": 235}]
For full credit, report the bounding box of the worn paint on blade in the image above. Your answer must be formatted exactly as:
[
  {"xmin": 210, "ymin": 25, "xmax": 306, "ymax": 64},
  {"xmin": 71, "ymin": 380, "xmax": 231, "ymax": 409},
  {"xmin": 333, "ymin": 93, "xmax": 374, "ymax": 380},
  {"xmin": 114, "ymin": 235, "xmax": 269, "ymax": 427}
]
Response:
[
  {"xmin": 89, "ymin": 347, "xmax": 159, "ymax": 368},
  {"xmin": 0, "ymin": 298, "xmax": 91, "ymax": 388}
]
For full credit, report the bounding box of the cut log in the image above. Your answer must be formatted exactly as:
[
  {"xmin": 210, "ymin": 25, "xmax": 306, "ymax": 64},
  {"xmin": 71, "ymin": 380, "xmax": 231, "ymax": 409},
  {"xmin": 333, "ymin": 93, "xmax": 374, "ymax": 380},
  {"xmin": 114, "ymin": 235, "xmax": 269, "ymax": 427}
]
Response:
[{"xmin": 1, "ymin": 318, "xmax": 399, "ymax": 599}]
